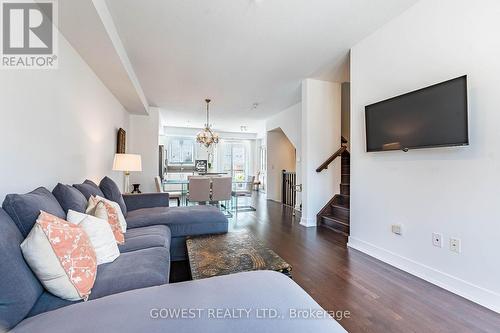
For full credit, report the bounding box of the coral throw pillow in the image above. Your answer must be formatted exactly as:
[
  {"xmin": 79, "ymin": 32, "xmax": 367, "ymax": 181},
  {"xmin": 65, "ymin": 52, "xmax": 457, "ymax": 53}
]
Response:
[
  {"xmin": 20, "ymin": 211, "xmax": 97, "ymax": 301},
  {"xmin": 86, "ymin": 196, "xmax": 125, "ymax": 244}
]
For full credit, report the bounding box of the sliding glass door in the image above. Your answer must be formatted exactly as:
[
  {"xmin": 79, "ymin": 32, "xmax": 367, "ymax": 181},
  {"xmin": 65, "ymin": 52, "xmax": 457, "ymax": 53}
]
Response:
[{"xmin": 222, "ymin": 142, "xmax": 248, "ymax": 181}]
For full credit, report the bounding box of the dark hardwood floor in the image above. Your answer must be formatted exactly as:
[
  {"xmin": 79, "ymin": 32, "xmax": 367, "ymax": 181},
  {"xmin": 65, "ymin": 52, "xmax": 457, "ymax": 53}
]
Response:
[{"xmin": 172, "ymin": 193, "xmax": 500, "ymax": 333}]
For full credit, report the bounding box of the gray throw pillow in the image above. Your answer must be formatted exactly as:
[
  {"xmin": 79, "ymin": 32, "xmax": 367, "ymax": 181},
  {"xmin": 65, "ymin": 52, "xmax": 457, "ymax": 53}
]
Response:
[
  {"xmin": 73, "ymin": 179, "xmax": 105, "ymax": 200},
  {"xmin": 99, "ymin": 176, "xmax": 127, "ymax": 215},
  {"xmin": 52, "ymin": 183, "xmax": 88, "ymax": 214},
  {"xmin": 2, "ymin": 187, "xmax": 66, "ymax": 237}
]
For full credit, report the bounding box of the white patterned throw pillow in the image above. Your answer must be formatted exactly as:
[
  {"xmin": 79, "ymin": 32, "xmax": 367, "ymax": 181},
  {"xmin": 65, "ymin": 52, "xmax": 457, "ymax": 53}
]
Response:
[
  {"xmin": 94, "ymin": 195, "xmax": 127, "ymax": 233},
  {"xmin": 67, "ymin": 210, "xmax": 120, "ymax": 265},
  {"xmin": 86, "ymin": 196, "xmax": 125, "ymax": 244}
]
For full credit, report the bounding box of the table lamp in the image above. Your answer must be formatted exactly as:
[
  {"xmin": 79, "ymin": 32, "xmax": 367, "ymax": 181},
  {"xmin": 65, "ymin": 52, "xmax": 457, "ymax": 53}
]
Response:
[{"xmin": 113, "ymin": 153, "xmax": 142, "ymax": 193}]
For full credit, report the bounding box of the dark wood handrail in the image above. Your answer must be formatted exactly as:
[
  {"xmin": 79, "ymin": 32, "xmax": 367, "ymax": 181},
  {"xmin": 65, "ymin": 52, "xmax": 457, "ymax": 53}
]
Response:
[{"xmin": 316, "ymin": 146, "xmax": 347, "ymax": 173}]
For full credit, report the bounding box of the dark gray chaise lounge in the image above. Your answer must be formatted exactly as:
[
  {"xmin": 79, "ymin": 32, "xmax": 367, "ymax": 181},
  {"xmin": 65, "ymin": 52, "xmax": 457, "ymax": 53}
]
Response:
[
  {"xmin": 10, "ymin": 271, "xmax": 346, "ymax": 333},
  {"xmin": 123, "ymin": 201, "xmax": 228, "ymax": 261}
]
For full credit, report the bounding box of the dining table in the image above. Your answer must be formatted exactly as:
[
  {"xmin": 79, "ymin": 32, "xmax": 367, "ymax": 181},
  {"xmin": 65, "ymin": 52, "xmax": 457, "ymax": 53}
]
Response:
[{"xmin": 162, "ymin": 178, "xmax": 252, "ymax": 207}]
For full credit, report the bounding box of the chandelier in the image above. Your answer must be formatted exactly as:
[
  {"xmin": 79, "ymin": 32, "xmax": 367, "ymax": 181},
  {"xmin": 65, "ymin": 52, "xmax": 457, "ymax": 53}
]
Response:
[{"xmin": 196, "ymin": 98, "xmax": 220, "ymax": 148}]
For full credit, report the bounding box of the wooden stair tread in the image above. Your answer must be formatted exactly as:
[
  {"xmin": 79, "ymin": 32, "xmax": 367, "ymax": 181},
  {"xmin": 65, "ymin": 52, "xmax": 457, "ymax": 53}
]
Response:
[
  {"xmin": 335, "ymin": 194, "xmax": 350, "ymax": 202},
  {"xmin": 332, "ymin": 202, "xmax": 349, "ymax": 209},
  {"xmin": 321, "ymin": 224, "xmax": 349, "ymax": 237},
  {"xmin": 330, "ymin": 203, "xmax": 349, "ymax": 212},
  {"xmin": 322, "ymin": 214, "xmax": 349, "ymax": 225},
  {"xmin": 332, "ymin": 194, "xmax": 350, "ymax": 209},
  {"xmin": 320, "ymin": 215, "xmax": 350, "ymax": 237}
]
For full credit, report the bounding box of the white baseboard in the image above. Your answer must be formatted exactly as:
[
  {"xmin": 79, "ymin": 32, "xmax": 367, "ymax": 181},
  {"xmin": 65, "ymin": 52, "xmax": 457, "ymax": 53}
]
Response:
[
  {"xmin": 300, "ymin": 217, "xmax": 316, "ymax": 228},
  {"xmin": 347, "ymin": 237, "xmax": 500, "ymax": 313}
]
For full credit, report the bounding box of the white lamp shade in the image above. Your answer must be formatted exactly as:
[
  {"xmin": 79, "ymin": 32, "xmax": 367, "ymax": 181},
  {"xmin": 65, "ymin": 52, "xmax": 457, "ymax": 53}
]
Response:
[{"xmin": 113, "ymin": 154, "xmax": 142, "ymax": 172}]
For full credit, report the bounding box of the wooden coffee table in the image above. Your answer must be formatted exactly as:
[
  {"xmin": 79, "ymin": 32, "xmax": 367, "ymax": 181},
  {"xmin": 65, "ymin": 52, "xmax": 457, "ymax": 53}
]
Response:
[{"xmin": 186, "ymin": 230, "xmax": 292, "ymax": 280}]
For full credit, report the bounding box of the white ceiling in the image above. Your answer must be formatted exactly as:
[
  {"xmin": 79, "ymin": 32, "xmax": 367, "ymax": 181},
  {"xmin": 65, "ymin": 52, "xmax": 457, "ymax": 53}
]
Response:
[{"xmin": 105, "ymin": 0, "xmax": 417, "ymax": 129}]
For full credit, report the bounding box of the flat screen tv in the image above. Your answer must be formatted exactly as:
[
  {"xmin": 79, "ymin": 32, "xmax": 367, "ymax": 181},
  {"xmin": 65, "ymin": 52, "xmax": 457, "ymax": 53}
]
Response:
[{"xmin": 365, "ymin": 76, "xmax": 468, "ymax": 152}]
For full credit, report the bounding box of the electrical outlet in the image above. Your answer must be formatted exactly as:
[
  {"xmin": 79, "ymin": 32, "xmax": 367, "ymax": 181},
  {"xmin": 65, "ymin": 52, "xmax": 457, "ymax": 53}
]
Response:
[
  {"xmin": 391, "ymin": 224, "xmax": 402, "ymax": 235},
  {"xmin": 432, "ymin": 233, "xmax": 443, "ymax": 248},
  {"xmin": 450, "ymin": 238, "xmax": 461, "ymax": 253}
]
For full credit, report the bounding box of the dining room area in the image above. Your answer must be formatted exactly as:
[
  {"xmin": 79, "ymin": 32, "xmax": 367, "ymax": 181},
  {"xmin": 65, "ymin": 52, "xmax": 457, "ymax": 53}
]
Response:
[
  {"xmin": 155, "ymin": 125, "xmax": 266, "ymax": 215},
  {"xmin": 157, "ymin": 174, "xmax": 258, "ymax": 214}
]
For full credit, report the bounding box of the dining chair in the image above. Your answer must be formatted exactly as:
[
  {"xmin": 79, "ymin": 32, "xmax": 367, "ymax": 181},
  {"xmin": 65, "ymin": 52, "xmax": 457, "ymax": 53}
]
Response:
[
  {"xmin": 231, "ymin": 175, "xmax": 256, "ymax": 212},
  {"xmin": 211, "ymin": 176, "xmax": 233, "ymax": 217},
  {"xmin": 155, "ymin": 176, "xmax": 181, "ymax": 206},
  {"xmin": 187, "ymin": 176, "xmax": 211, "ymax": 204}
]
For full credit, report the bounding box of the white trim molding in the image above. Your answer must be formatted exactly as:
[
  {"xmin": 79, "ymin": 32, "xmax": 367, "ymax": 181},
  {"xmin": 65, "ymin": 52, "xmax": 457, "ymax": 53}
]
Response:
[
  {"xmin": 300, "ymin": 217, "xmax": 317, "ymax": 228},
  {"xmin": 348, "ymin": 237, "xmax": 500, "ymax": 313}
]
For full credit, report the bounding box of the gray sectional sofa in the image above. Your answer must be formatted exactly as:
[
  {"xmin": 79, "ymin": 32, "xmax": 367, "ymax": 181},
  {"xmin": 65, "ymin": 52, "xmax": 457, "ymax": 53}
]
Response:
[{"xmin": 0, "ymin": 177, "xmax": 346, "ymax": 332}]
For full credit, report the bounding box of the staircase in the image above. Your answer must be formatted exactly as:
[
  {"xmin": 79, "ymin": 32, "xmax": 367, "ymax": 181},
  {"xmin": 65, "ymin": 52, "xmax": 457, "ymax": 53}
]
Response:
[{"xmin": 317, "ymin": 149, "xmax": 350, "ymax": 236}]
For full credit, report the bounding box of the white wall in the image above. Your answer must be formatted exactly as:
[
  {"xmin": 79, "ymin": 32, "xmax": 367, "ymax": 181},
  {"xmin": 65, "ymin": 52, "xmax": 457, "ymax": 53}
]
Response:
[
  {"xmin": 0, "ymin": 35, "xmax": 129, "ymax": 202},
  {"xmin": 341, "ymin": 82, "xmax": 351, "ymax": 150},
  {"xmin": 266, "ymin": 103, "xmax": 301, "ymax": 149},
  {"xmin": 349, "ymin": 0, "xmax": 500, "ymax": 312},
  {"xmin": 266, "ymin": 102, "xmax": 302, "ymax": 207},
  {"xmin": 129, "ymin": 108, "xmax": 160, "ymax": 193},
  {"xmin": 266, "ymin": 129, "xmax": 296, "ymax": 202},
  {"xmin": 301, "ymin": 79, "xmax": 341, "ymax": 226}
]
